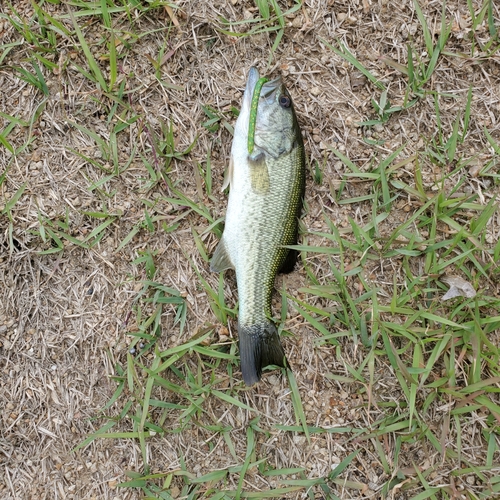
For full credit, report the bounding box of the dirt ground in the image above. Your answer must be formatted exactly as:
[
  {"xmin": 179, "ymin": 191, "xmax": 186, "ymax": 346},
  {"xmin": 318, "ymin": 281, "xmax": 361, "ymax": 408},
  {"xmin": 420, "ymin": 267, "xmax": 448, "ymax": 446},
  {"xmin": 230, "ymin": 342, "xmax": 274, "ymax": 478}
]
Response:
[{"xmin": 1, "ymin": 0, "xmax": 500, "ymax": 499}]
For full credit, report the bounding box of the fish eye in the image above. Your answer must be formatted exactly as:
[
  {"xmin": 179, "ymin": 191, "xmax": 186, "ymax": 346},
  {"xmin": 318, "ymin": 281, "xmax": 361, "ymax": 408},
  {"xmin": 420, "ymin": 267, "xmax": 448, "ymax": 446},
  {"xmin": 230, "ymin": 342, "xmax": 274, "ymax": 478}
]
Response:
[{"xmin": 279, "ymin": 95, "xmax": 291, "ymax": 108}]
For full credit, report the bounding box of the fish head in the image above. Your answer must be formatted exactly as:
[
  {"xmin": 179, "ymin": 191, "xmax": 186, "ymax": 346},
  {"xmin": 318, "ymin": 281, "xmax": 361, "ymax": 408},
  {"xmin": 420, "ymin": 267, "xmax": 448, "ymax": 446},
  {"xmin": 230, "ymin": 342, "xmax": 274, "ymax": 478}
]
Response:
[{"xmin": 242, "ymin": 67, "xmax": 300, "ymax": 160}]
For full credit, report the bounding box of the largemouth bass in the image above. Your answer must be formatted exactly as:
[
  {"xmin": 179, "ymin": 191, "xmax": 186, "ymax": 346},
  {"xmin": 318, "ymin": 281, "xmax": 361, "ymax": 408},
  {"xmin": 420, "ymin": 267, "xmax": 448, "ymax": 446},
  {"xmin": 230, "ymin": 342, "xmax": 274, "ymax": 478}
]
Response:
[{"xmin": 210, "ymin": 67, "xmax": 305, "ymax": 386}]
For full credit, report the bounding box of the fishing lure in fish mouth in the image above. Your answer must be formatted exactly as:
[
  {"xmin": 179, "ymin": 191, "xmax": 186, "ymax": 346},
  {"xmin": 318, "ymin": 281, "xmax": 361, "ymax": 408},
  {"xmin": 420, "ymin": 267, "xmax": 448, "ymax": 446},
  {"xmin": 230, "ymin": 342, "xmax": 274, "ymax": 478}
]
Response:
[{"xmin": 247, "ymin": 76, "xmax": 269, "ymax": 154}]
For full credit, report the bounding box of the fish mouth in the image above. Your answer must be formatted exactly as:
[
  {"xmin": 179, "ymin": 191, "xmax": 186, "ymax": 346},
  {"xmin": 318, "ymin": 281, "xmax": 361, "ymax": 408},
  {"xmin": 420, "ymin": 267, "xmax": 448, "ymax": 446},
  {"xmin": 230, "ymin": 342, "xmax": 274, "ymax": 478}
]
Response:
[{"xmin": 244, "ymin": 67, "xmax": 281, "ymax": 105}]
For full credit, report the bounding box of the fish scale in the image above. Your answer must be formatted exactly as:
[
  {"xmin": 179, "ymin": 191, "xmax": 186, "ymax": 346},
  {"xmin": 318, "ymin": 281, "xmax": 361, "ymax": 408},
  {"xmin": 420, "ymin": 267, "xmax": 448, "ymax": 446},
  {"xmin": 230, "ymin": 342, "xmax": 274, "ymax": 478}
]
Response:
[
  {"xmin": 210, "ymin": 67, "xmax": 305, "ymax": 386},
  {"xmin": 236, "ymin": 150, "xmax": 304, "ymax": 323}
]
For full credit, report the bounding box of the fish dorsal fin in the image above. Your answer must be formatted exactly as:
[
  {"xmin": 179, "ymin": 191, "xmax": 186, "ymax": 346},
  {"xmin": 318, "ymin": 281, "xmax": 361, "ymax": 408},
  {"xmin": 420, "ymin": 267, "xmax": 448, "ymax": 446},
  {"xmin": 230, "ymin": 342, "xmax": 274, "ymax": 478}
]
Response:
[
  {"xmin": 221, "ymin": 156, "xmax": 234, "ymax": 191},
  {"xmin": 248, "ymin": 153, "xmax": 270, "ymax": 194},
  {"xmin": 210, "ymin": 237, "xmax": 234, "ymax": 272}
]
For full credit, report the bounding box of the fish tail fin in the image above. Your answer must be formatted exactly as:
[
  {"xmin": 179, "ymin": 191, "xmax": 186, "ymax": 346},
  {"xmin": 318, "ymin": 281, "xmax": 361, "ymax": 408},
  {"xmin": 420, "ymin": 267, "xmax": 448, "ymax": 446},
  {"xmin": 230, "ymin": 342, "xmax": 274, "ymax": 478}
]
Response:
[{"xmin": 238, "ymin": 322, "xmax": 286, "ymax": 386}]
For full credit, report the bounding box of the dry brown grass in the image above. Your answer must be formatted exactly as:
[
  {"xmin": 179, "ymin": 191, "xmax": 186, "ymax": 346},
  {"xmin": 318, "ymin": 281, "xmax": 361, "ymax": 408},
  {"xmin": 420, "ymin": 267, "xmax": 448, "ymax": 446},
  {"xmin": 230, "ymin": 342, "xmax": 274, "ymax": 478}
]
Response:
[{"xmin": 1, "ymin": 0, "xmax": 500, "ymax": 499}]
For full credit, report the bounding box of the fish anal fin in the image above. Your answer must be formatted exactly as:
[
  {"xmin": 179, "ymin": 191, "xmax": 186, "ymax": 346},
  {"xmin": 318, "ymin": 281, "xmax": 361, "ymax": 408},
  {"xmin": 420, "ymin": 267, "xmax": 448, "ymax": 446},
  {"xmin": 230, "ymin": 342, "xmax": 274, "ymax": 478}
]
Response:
[
  {"xmin": 210, "ymin": 238, "xmax": 234, "ymax": 272},
  {"xmin": 279, "ymin": 248, "xmax": 298, "ymax": 274}
]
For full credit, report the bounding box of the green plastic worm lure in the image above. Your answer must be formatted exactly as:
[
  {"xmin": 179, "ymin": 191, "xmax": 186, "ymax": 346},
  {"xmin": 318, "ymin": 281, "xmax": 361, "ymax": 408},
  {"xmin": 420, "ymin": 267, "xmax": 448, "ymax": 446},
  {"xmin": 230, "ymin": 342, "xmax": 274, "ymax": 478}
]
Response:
[{"xmin": 247, "ymin": 77, "xmax": 269, "ymax": 154}]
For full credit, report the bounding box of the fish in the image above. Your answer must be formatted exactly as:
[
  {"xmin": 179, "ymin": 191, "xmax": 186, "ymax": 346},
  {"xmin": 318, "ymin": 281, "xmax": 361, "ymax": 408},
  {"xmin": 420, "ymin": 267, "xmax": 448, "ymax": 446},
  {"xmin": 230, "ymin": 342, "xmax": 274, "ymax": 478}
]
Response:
[{"xmin": 210, "ymin": 67, "xmax": 305, "ymax": 386}]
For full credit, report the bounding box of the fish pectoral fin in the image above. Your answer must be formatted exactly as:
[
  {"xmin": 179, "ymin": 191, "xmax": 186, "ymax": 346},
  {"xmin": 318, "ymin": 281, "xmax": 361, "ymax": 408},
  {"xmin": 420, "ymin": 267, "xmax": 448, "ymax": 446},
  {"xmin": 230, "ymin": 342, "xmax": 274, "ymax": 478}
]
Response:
[
  {"xmin": 221, "ymin": 156, "xmax": 234, "ymax": 191},
  {"xmin": 248, "ymin": 153, "xmax": 270, "ymax": 194},
  {"xmin": 210, "ymin": 238, "xmax": 234, "ymax": 272}
]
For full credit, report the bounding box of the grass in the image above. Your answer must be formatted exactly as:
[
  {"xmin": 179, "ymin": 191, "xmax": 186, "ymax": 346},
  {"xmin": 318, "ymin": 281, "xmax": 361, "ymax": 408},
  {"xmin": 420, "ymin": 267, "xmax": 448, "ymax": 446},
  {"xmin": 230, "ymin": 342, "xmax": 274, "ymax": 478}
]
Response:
[
  {"xmin": 1, "ymin": 0, "xmax": 500, "ymax": 499},
  {"xmin": 307, "ymin": 144, "xmax": 500, "ymax": 496},
  {"xmin": 217, "ymin": 0, "xmax": 302, "ymax": 65}
]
